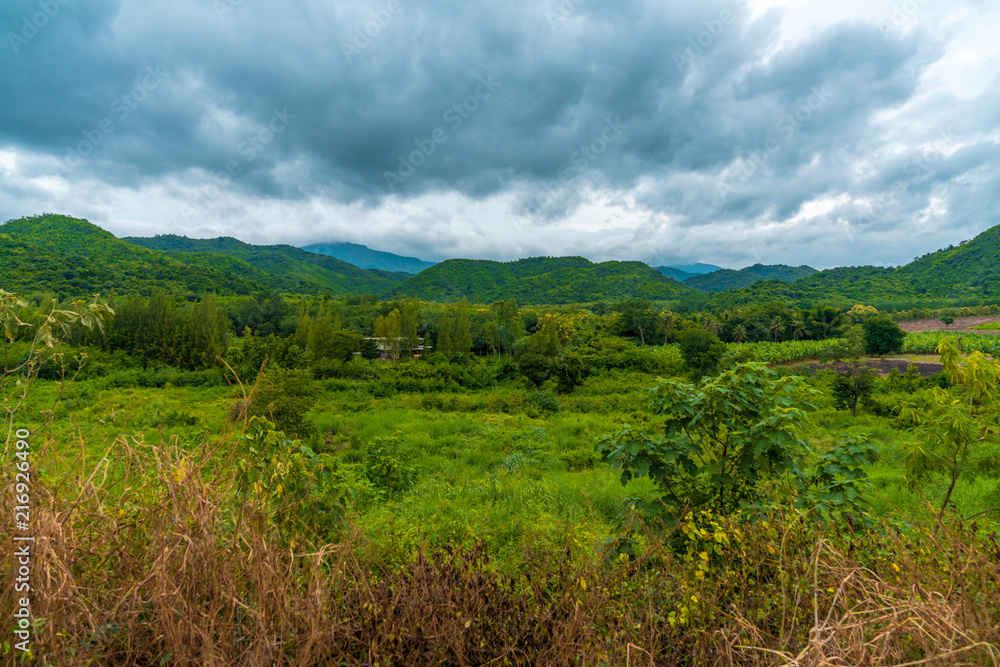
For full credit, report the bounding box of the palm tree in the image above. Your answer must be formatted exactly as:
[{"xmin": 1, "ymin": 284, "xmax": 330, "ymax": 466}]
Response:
[
  {"xmin": 769, "ymin": 316, "xmax": 787, "ymax": 343},
  {"xmin": 659, "ymin": 310, "xmax": 676, "ymax": 345},
  {"xmin": 732, "ymin": 324, "xmax": 747, "ymax": 343},
  {"xmin": 791, "ymin": 315, "xmax": 807, "ymax": 340},
  {"xmin": 809, "ymin": 305, "xmax": 848, "ymax": 340}
]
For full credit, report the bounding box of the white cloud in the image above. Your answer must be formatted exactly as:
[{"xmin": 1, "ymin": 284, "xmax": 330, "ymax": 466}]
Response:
[{"xmin": 0, "ymin": 0, "xmax": 998, "ymax": 273}]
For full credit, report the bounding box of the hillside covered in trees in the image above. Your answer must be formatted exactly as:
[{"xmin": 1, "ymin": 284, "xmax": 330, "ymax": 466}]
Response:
[
  {"xmin": 685, "ymin": 264, "xmax": 817, "ymax": 292},
  {"xmin": 126, "ymin": 235, "xmax": 407, "ymax": 295},
  {"xmin": 6, "ymin": 214, "xmax": 1000, "ymax": 311},
  {"xmin": 391, "ymin": 256, "xmax": 699, "ymax": 305},
  {"xmin": 0, "ymin": 215, "xmax": 263, "ymax": 298},
  {"xmin": 704, "ymin": 225, "xmax": 1000, "ymax": 309}
]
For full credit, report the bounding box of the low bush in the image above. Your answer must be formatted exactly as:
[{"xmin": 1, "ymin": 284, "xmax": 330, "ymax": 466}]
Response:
[{"xmin": 523, "ymin": 390, "xmax": 560, "ymax": 415}]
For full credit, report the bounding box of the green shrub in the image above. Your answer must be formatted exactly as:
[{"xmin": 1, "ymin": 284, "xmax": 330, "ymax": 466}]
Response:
[
  {"xmin": 246, "ymin": 367, "xmax": 320, "ymax": 438},
  {"xmin": 597, "ymin": 363, "xmax": 874, "ymax": 525},
  {"xmin": 369, "ymin": 380, "xmax": 397, "ymax": 398},
  {"xmin": 558, "ymin": 448, "xmax": 601, "ymax": 471},
  {"xmin": 364, "ymin": 432, "xmax": 417, "ymax": 497},
  {"xmin": 235, "ymin": 417, "xmax": 352, "ymax": 547},
  {"xmin": 523, "ymin": 390, "xmax": 560, "ymax": 414}
]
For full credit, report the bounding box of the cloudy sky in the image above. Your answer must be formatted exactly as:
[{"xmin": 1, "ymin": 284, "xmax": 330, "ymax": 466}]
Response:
[{"xmin": 1, "ymin": 0, "xmax": 998, "ymax": 269}]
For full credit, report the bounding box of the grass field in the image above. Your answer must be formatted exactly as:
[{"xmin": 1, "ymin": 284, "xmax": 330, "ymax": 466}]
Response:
[{"xmin": 4, "ymin": 334, "xmax": 1000, "ymax": 664}]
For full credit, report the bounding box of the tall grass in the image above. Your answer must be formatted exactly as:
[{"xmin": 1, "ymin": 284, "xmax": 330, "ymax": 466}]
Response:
[{"xmin": 3, "ymin": 430, "xmax": 999, "ymax": 666}]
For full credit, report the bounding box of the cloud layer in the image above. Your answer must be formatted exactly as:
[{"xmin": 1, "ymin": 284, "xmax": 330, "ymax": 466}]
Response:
[{"xmin": 1, "ymin": 0, "xmax": 998, "ymax": 268}]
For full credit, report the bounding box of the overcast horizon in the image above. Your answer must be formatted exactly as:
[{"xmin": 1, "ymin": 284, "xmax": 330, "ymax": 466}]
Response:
[{"xmin": 2, "ymin": 0, "xmax": 998, "ymax": 270}]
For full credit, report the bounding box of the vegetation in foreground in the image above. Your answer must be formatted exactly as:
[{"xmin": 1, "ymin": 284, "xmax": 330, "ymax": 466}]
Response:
[{"xmin": 2, "ymin": 288, "xmax": 1000, "ymax": 665}]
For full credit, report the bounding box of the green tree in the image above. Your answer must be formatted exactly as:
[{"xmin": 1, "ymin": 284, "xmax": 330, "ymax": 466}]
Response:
[
  {"xmin": 519, "ymin": 353, "xmax": 551, "ymax": 389},
  {"xmin": 847, "ymin": 304, "xmax": 879, "ymax": 324},
  {"xmin": 616, "ymin": 299, "xmax": 658, "ymax": 346},
  {"xmin": 453, "ymin": 298, "xmax": 473, "ymax": 356},
  {"xmin": 374, "ymin": 309, "xmax": 403, "ymax": 364},
  {"xmin": 790, "ymin": 314, "xmax": 808, "ymax": 341},
  {"xmin": 901, "ymin": 338, "xmax": 1000, "ymax": 530},
  {"xmin": 307, "ymin": 302, "xmax": 338, "ymax": 360},
  {"xmin": 940, "ymin": 316, "xmax": 955, "ymax": 327},
  {"xmin": 539, "ymin": 316, "xmax": 563, "ymax": 357},
  {"xmin": 554, "ymin": 351, "xmax": 587, "ymax": 394},
  {"xmin": 436, "ymin": 313, "xmax": 454, "ymax": 356},
  {"xmin": 294, "ymin": 300, "xmax": 312, "ymax": 350},
  {"xmin": 328, "ymin": 330, "xmax": 363, "ymax": 362},
  {"xmin": 177, "ymin": 293, "xmax": 229, "ymax": 370},
  {"xmin": 597, "ymin": 363, "xmax": 874, "ymax": 522},
  {"xmin": 360, "ymin": 337, "xmax": 380, "ymax": 362},
  {"xmin": 401, "ymin": 300, "xmax": 421, "ymax": 357},
  {"xmin": 831, "ymin": 363, "xmax": 877, "ymax": 417},
  {"xmin": 768, "ymin": 316, "xmax": 786, "ymax": 343},
  {"xmin": 808, "ymin": 304, "xmax": 848, "ymax": 340},
  {"xmin": 701, "ymin": 315, "xmax": 723, "ymax": 338},
  {"xmin": 863, "ymin": 316, "xmax": 906, "ymax": 357},
  {"xmin": 103, "ymin": 291, "xmax": 178, "ymax": 367},
  {"xmin": 678, "ymin": 328, "xmax": 726, "ymax": 380},
  {"xmin": 488, "ymin": 299, "xmax": 525, "ymax": 356},
  {"xmin": 658, "ymin": 309, "xmax": 676, "ymax": 345}
]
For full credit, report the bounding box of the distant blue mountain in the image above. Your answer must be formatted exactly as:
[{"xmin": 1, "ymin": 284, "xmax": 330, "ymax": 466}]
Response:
[
  {"xmin": 670, "ymin": 263, "xmax": 724, "ymax": 275},
  {"xmin": 655, "ymin": 266, "xmax": 696, "ymax": 281},
  {"xmin": 654, "ymin": 263, "xmax": 724, "ymax": 281},
  {"xmin": 302, "ymin": 242, "xmax": 436, "ymax": 275}
]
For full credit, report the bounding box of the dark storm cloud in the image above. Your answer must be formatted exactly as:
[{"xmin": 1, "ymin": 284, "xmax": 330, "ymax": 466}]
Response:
[
  {"xmin": 1, "ymin": 0, "xmax": 998, "ymax": 268},
  {"xmin": 0, "ymin": 0, "xmax": 794, "ymax": 197}
]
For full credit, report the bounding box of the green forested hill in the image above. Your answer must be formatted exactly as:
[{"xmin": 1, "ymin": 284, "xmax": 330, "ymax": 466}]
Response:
[
  {"xmin": 0, "ymin": 215, "xmax": 263, "ymax": 297},
  {"xmin": 703, "ymin": 267, "xmax": 907, "ymax": 309},
  {"xmin": 895, "ymin": 227, "xmax": 1000, "ymax": 299},
  {"xmin": 125, "ymin": 235, "xmax": 407, "ymax": 295},
  {"xmin": 391, "ymin": 256, "xmax": 699, "ymax": 304},
  {"xmin": 702, "ymin": 225, "xmax": 1000, "ymax": 309},
  {"xmin": 685, "ymin": 264, "xmax": 817, "ymax": 292},
  {"xmin": 704, "ymin": 241, "xmax": 996, "ymax": 309}
]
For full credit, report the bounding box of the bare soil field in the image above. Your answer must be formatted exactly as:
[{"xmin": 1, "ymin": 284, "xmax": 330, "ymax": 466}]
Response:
[
  {"xmin": 898, "ymin": 316, "xmax": 1000, "ymax": 334},
  {"xmin": 786, "ymin": 357, "xmax": 944, "ymax": 377},
  {"xmin": 821, "ymin": 358, "xmax": 944, "ymax": 377}
]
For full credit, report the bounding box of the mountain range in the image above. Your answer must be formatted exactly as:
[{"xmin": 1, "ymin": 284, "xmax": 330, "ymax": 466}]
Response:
[
  {"xmin": 124, "ymin": 234, "xmax": 406, "ymax": 295},
  {"xmin": 684, "ymin": 264, "xmax": 818, "ymax": 292},
  {"xmin": 2, "ymin": 214, "xmax": 998, "ymax": 308},
  {"xmin": 390, "ymin": 256, "xmax": 693, "ymax": 304}
]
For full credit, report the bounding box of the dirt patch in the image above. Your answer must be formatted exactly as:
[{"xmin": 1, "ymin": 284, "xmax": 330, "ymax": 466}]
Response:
[
  {"xmin": 798, "ymin": 358, "xmax": 944, "ymax": 377},
  {"xmin": 897, "ymin": 316, "xmax": 1000, "ymax": 335}
]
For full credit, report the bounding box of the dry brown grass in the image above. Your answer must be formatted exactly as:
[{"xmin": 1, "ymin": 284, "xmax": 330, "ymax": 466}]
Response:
[{"xmin": 3, "ymin": 434, "xmax": 1000, "ymax": 666}]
